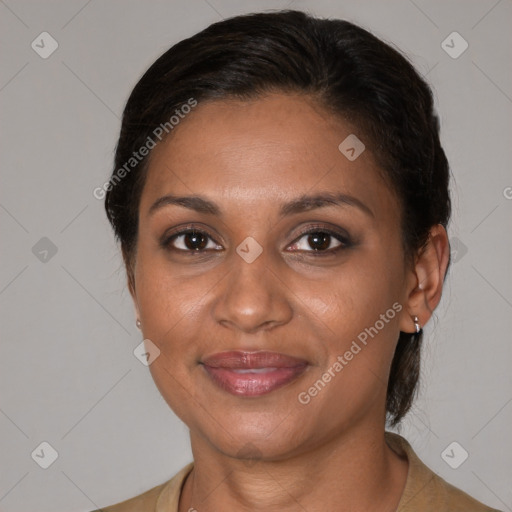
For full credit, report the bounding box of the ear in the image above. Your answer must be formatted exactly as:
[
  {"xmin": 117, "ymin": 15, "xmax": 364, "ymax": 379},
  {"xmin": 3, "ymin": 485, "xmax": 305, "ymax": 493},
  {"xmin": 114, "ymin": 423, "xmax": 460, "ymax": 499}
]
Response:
[
  {"xmin": 399, "ymin": 224, "xmax": 450, "ymax": 334},
  {"xmin": 123, "ymin": 250, "xmax": 140, "ymax": 321}
]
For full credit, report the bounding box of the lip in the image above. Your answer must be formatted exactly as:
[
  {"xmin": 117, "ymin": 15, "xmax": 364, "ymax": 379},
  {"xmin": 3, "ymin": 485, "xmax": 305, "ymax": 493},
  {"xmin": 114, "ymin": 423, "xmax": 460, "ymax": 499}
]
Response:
[{"xmin": 201, "ymin": 351, "xmax": 309, "ymax": 397}]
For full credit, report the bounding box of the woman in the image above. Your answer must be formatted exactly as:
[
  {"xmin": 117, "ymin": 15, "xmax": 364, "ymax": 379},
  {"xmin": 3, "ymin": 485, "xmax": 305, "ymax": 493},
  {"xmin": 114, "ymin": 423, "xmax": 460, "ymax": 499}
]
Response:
[{"xmin": 94, "ymin": 10, "xmax": 502, "ymax": 512}]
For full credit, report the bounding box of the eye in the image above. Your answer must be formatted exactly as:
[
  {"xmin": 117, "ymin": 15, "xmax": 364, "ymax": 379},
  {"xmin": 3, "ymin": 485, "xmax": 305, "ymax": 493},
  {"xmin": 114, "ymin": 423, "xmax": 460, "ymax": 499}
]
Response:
[
  {"xmin": 161, "ymin": 224, "xmax": 352, "ymax": 256},
  {"xmin": 287, "ymin": 225, "xmax": 351, "ymax": 255},
  {"xmin": 162, "ymin": 227, "xmax": 222, "ymax": 252}
]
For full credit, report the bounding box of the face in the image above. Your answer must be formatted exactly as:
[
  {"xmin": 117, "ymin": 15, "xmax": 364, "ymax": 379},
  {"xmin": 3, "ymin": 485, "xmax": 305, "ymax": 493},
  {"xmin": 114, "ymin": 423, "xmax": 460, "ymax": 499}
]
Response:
[{"xmin": 130, "ymin": 93, "xmax": 415, "ymax": 460}]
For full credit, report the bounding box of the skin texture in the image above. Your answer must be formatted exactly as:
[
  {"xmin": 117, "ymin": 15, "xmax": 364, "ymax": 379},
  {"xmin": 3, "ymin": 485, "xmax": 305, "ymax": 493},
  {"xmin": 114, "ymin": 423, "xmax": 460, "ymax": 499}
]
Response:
[{"xmin": 127, "ymin": 93, "xmax": 450, "ymax": 512}]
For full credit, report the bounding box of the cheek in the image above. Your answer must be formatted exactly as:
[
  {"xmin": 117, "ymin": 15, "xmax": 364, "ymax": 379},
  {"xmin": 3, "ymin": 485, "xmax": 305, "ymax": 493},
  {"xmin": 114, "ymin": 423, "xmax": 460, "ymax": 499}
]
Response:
[
  {"xmin": 133, "ymin": 255, "xmax": 199, "ymax": 380},
  {"xmin": 293, "ymin": 246, "xmax": 404, "ymax": 397},
  {"xmin": 296, "ymin": 244, "xmax": 403, "ymax": 335},
  {"xmin": 135, "ymin": 244, "xmax": 208, "ymax": 333},
  {"xmin": 134, "ymin": 258, "xmax": 208, "ymax": 423}
]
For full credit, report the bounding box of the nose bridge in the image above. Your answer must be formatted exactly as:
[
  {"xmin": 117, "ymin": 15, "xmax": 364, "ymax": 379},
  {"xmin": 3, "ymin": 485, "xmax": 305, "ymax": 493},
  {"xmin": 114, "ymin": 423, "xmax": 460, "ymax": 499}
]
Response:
[{"xmin": 212, "ymin": 244, "xmax": 292, "ymax": 333}]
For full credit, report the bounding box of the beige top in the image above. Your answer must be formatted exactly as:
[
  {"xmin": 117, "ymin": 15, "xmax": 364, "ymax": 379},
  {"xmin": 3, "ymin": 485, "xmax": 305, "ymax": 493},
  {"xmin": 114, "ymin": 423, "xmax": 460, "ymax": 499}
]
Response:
[{"xmin": 94, "ymin": 432, "xmax": 502, "ymax": 512}]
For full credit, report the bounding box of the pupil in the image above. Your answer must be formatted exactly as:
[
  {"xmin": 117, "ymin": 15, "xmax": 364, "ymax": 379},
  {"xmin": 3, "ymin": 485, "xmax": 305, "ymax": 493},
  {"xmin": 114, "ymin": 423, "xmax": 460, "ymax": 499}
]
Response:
[
  {"xmin": 308, "ymin": 233, "xmax": 330, "ymax": 251},
  {"xmin": 185, "ymin": 231, "xmax": 207, "ymax": 250}
]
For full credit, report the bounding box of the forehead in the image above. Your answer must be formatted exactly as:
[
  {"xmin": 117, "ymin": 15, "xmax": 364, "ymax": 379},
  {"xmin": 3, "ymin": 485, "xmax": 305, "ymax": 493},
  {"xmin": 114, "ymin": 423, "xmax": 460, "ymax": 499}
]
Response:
[{"xmin": 140, "ymin": 93, "xmax": 395, "ymax": 217}]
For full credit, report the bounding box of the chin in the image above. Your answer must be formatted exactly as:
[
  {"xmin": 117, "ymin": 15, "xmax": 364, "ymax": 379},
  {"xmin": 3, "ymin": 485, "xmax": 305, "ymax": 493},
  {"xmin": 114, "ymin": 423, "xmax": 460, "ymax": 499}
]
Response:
[
  {"xmin": 186, "ymin": 404, "xmax": 322, "ymax": 462},
  {"xmin": 206, "ymin": 424, "xmax": 309, "ymax": 462}
]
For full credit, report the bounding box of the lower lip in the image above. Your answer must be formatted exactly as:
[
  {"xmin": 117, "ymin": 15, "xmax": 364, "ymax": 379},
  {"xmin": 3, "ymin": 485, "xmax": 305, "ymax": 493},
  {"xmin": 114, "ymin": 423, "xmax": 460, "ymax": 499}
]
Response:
[{"xmin": 202, "ymin": 365, "xmax": 308, "ymax": 397}]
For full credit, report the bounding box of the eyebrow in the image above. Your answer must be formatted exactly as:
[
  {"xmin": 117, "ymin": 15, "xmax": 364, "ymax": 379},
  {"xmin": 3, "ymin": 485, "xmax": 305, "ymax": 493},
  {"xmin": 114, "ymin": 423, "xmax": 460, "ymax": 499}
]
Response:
[{"xmin": 148, "ymin": 191, "xmax": 374, "ymax": 218}]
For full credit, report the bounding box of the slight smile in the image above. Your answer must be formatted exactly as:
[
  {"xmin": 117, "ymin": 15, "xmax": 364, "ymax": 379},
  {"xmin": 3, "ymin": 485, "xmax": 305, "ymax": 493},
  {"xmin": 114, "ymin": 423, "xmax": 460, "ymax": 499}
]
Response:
[{"xmin": 201, "ymin": 351, "xmax": 309, "ymax": 397}]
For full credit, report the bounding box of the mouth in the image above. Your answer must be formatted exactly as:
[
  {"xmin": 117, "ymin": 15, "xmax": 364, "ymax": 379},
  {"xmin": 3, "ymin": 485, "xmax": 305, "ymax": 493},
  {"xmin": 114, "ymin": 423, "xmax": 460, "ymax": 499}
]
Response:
[{"xmin": 201, "ymin": 351, "xmax": 309, "ymax": 397}]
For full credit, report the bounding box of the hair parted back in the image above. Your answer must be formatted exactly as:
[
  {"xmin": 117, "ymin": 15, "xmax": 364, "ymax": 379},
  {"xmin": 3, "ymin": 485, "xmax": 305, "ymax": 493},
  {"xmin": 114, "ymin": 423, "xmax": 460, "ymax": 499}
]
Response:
[{"xmin": 105, "ymin": 9, "xmax": 451, "ymax": 427}]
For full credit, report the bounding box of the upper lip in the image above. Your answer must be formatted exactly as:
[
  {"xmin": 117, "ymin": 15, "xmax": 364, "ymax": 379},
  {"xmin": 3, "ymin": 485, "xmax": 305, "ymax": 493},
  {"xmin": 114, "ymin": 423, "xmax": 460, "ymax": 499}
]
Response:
[{"xmin": 201, "ymin": 351, "xmax": 309, "ymax": 369}]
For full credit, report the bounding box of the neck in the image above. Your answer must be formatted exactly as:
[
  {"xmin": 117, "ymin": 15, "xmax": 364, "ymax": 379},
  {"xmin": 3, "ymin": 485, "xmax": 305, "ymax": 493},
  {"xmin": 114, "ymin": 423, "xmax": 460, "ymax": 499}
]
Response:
[{"xmin": 179, "ymin": 424, "xmax": 408, "ymax": 512}]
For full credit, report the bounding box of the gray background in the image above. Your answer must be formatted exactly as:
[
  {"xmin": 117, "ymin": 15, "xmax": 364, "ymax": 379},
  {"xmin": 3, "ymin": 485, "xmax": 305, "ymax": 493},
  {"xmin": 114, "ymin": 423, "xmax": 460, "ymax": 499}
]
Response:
[{"xmin": 1, "ymin": 0, "xmax": 511, "ymax": 510}]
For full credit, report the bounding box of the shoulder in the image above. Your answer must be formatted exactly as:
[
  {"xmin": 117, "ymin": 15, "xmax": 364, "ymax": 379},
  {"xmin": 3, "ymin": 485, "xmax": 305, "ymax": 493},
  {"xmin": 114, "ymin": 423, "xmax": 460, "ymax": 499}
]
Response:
[
  {"xmin": 428, "ymin": 472, "xmax": 503, "ymax": 512},
  {"xmin": 385, "ymin": 432, "xmax": 503, "ymax": 512},
  {"xmin": 90, "ymin": 481, "xmax": 166, "ymax": 512},
  {"xmin": 88, "ymin": 463, "xmax": 193, "ymax": 512}
]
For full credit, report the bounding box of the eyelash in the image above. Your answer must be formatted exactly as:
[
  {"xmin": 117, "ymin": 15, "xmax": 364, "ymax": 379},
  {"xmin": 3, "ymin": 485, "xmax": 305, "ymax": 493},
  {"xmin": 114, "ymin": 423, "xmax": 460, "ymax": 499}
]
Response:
[{"xmin": 161, "ymin": 224, "xmax": 352, "ymax": 257}]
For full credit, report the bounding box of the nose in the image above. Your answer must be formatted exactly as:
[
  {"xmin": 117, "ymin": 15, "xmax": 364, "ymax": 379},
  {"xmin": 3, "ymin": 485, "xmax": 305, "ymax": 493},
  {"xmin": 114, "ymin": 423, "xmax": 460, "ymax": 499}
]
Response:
[{"xmin": 211, "ymin": 249, "xmax": 293, "ymax": 334}]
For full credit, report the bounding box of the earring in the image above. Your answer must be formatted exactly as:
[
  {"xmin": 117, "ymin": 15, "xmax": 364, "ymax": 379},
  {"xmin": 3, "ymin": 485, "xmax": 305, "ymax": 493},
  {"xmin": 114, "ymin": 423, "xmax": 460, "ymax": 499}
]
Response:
[
  {"xmin": 136, "ymin": 319, "xmax": 141, "ymax": 329},
  {"xmin": 413, "ymin": 316, "xmax": 421, "ymax": 334}
]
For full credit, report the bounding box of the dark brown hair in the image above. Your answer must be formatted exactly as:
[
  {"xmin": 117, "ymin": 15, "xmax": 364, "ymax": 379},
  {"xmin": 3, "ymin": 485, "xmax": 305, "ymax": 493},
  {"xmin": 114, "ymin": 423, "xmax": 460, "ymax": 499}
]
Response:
[{"xmin": 104, "ymin": 9, "xmax": 451, "ymax": 426}]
